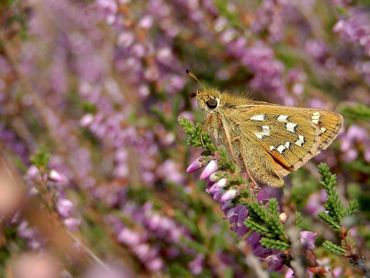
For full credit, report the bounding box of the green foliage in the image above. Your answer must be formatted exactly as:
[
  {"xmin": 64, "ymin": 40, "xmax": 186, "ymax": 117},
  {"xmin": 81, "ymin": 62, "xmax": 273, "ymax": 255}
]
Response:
[
  {"xmin": 318, "ymin": 163, "xmax": 358, "ymax": 229},
  {"xmin": 346, "ymin": 159, "xmax": 370, "ymax": 175},
  {"xmin": 245, "ymin": 219, "xmax": 270, "ymax": 234},
  {"xmin": 318, "ymin": 211, "xmax": 341, "ymax": 231},
  {"xmin": 218, "ymin": 147, "xmax": 236, "ymax": 172},
  {"xmin": 245, "ymin": 198, "xmax": 289, "ymax": 250},
  {"xmin": 81, "ymin": 102, "xmax": 97, "ymax": 114},
  {"xmin": 340, "ymin": 103, "xmax": 370, "ymax": 122},
  {"xmin": 169, "ymin": 263, "xmax": 193, "ymax": 277},
  {"xmin": 213, "ymin": 0, "xmax": 242, "ymax": 29},
  {"xmin": 318, "ymin": 163, "xmax": 346, "ymax": 225},
  {"xmin": 30, "ymin": 148, "xmax": 50, "ymax": 170},
  {"xmin": 322, "ymin": 240, "xmax": 346, "ymax": 256},
  {"xmin": 178, "ymin": 117, "xmax": 216, "ymax": 154},
  {"xmin": 318, "ymin": 163, "xmax": 363, "ymax": 268},
  {"xmin": 260, "ymin": 238, "xmax": 290, "ymax": 251}
]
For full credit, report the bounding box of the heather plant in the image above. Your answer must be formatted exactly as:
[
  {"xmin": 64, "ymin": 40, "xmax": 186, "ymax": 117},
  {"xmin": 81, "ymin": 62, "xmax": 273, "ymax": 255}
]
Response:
[{"xmin": 0, "ymin": 0, "xmax": 369, "ymax": 277}]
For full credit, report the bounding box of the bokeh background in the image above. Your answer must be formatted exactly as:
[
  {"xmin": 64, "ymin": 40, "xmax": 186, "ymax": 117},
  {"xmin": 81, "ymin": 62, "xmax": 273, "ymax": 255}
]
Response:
[{"xmin": 0, "ymin": 0, "xmax": 369, "ymax": 277}]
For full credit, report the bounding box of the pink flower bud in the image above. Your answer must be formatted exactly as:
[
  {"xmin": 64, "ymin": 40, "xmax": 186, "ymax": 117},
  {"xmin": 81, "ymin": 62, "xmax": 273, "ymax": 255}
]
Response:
[
  {"xmin": 186, "ymin": 157, "xmax": 203, "ymax": 173},
  {"xmin": 221, "ymin": 189, "xmax": 237, "ymax": 202},
  {"xmin": 200, "ymin": 160, "xmax": 218, "ymax": 179},
  {"xmin": 48, "ymin": 170, "xmax": 65, "ymax": 183},
  {"xmin": 214, "ymin": 178, "xmax": 227, "ymax": 187}
]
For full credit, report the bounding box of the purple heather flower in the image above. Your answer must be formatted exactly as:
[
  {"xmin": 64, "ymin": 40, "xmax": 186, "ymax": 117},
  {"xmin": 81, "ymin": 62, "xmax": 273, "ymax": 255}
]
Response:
[
  {"xmin": 118, "ymin": 228, "xmax": 141, "ymax": 245},
  {"xmin": 48, "ymin": 170, "xmax": 67, "ymax": 184},
  {"xmin": 226, "ymin": 204, "xmax": 249, "ymax": 236},
  {"xmin": 305, "ymin": 39, "xmax": 328, "ymax": 62},
  {"xmin": 147, "ymin": 258, "xmax": 164, "ymax": 271},
  {"xmin": 208, "ymin": 178, "xmax": 228, "ymax": 194},
  {"xmin": 57, "ymin": 199, "xmax": 74, "ymax": 218},
  {"xmin": 186, "ymin": 157, "xmax": 203, "ymax": 173},
  {"xmin": 17, "ymin": 220, "xmax": 43, "ymax": 249},
  {"xmin": 305, "ymin": 190, "xmax": 327, "ymax": 216},
  {"xmin": 340, "ymin": 125, "xmax": 369, "ymax": 162},
  {"xmin": 188, "ymin": 254, "xmax": 204, "ymax": 275},
  {"xmin": 156, "ymin": 159, "xmax": 184, "ymax": 184},
  {"xmin": 285, "ymin": 268, "xmax": 294, "ymax": 278},
  {"xmin": 299, "ymin": 231, "xmax": 317, "ymax": 250},
  {"xmin": 334, "ymin": 9, "xmax": 370, "ymax": 56},
  {"xmin": 333, "ymin": 267, "xmax": 343, "ymax": 277},
  {"xmin": 265, "ymin": 254, "xmax": 284, "ymax": 272},
  {"xmin": 64, "ymin": 217, "xmax": 81, "ymax": 232},
  {"xmin": 221, "ymin": 189, "xmax": 238, "ymax": 202},
  {"xmin": 200, "ymin": 160, "xmax": 218, "ymax": 180}
]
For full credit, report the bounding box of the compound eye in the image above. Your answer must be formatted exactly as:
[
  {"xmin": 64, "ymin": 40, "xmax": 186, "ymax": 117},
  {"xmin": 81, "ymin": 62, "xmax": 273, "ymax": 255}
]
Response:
[{"xmin": 206, "ymin": 98, "xmax": 218, "ymax": 109}]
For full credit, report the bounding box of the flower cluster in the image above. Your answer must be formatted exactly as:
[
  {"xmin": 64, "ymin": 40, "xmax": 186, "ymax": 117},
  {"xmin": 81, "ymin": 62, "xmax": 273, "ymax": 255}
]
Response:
[{"xmin": 187, "ymin": 156, "xmax": 320, "ymax": 275}]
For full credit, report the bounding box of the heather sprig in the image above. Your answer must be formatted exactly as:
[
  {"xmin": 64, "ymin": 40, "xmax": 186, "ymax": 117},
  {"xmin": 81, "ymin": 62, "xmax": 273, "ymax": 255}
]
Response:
[
  {"xmin": 318, "ymin": 163, "xmax": 359, "ymax": 231},
  {"xmin": 178, "ymin": 117, "xmax": 216, "ymax": 155},
  {"xmin": 245, "ymin": 199, "xmax": 289, "ymax": 250},
  {"xmin": 317, "ymin": 163, "xmax": 369, "ymax": 276}
]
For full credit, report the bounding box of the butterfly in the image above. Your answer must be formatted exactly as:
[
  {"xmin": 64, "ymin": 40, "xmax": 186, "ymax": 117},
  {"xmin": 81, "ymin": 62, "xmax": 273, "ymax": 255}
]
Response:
[{"xmin": 187, "ymin": 70, "xmax": 343, "ymax": 187}]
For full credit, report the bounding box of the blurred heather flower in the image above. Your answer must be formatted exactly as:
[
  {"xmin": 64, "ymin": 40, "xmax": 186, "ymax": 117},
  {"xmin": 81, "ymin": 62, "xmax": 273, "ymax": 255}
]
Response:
[
  {"xmin": 305, "ymin": 190, "xmax": 327, "ymax": 217},
  {"xmin": 188, "ymin": 254, "xmax": 204, "ymax": 275},
  {"xmin": 265, "ymin": 253, "xmax": 284, "ymax": 272},
  {"xmin": 156, "ymin": 159, "xmax": 184, "ymax": 184},
  {"xmin": 334, "ymin": 8, "xmax": 370, "ymax": 56},
  {"xmin": 340, "ymin": 125, "xmax": 370, "ymax": 162},
  {"xmin": 57, "ymin": 199, "xmax": 74, "ymax": 218},
  {"xmin": 305, "ymin": 39, "xmax": 328, "ymax": 63},
  {"xmin": 0, "ymin": 124, "xmax": 29, "ymax": 164},
  {"xmin": 252, "ymin": 0, "xmax": 285, "ymax": 42},
  {"xmin": 300, "ymin": 231, "xmax": 317, "ymax": 250},
  {"xmin": 285, "ymin": 268, "xmax": 294, "ymax": 278},
  {"xmin": 240, "ymin": 42, "xmax": 287, "ymax": 101},
  {"xmin": 17, "ymin": 220, "xmax": 43, "ymax": 250}
]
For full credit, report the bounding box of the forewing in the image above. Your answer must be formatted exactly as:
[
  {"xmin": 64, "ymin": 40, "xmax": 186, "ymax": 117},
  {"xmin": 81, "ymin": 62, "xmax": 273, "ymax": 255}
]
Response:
[{"xmin": 229, "ymin": 104, "xmax": 342, "ymax": 177}]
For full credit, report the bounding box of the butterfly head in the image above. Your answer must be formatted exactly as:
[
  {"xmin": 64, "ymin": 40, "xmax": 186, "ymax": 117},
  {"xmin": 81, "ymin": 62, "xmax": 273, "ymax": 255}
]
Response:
[
  {"xmin": 192, "ymin": 88, "xmax": 221, "ymax": 113},
  {"xmin": 186, "ymin": 70, "xmax": 222, "ymax": 112}
]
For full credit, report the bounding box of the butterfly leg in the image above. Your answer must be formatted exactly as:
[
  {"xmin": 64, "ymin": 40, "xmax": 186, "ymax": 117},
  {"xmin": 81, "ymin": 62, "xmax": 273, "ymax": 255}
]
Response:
[{"xmin": 239, "ymin": 152, "xmax": 261, "ymax": 194}]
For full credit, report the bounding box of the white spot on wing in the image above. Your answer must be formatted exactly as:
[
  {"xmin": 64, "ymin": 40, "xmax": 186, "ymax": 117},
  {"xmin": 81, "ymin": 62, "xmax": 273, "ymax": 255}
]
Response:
[
  {"xmin": 277, "ymin": 115, "xmax": 288, "ymax": 122},
  {"xmin": 320, "ymin": 127, "xmax": 326, "ymax": 133},
  {"xmin": 270, "ymin": 146, "xmax": 275, "ymax": 151},
  {"xmin": 312, "ymin": 119, "xmax": 319, "ymax": 124},
  {"xmin": 262, "ymin": 125, "xmax": 270, "ymax": 136},
  {"xmin": 254, "ymin": 125, "xmax": 270, "ymax": 139},
  {"xmin": 254, "ymin": 132, "xmax": 263, "ymax": 139},
  {"xmin": 295, "ymin": 135, "xmax": 305, "ymax": 146},
  {"xmin": 286, "ymin": 122, "xmax": 297, "ymax": 133},
  {"xmin": 277, "ymin": 145, "xmax": 286, "ymax": 154},
  {"xmin": 284, "ymin": 142, "xmax": 291, "ymax": 149},
  {"xmin": 311, "ymin": 112, "xmax": 320, "ymax": 125},
  {"xmin": 250, "ymin": 114, "xmax": 265, "ymax": 121}
]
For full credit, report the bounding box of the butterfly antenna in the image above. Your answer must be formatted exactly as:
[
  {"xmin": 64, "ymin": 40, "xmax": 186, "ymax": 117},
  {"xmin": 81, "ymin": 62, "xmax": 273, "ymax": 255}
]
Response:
[{"xmin": 186, "ymin": 69, "xmax": 206, "ymax": 90}]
